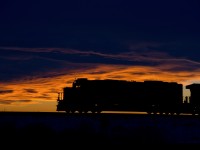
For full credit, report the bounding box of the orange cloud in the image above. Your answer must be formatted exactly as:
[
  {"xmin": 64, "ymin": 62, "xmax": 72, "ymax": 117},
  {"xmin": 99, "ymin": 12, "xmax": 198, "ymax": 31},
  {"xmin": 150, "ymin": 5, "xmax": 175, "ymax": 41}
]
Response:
[
  {"xmin": 0, "ymin": 64, "xmax": 200, "ymax": 112},
  {"xmin": 1, "ymin": 47, "xmax": 200, "ymax": 112}
]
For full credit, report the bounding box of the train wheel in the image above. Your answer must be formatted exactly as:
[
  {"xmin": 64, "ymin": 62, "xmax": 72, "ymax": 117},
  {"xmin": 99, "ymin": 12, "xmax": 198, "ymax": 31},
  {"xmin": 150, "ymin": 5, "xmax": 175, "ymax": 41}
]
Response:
[
  {"xmin": 83, "ymin": 110, "xmax": 88, "ymax": 113},
  {"xmin": 192, "ymin": 112, "xmax": 196, "ymax": 115},
  {"xmin": 153, "ymin": 112, "xmax": 157, "ymax": 115},
  {"xmin": 165, "ymin": 112, "xmax": 169, "ymax": 115},
  {"xmin": 78, "ymin": 110, "xmax": 83, "ymax": 113},
  {"xmin": 147, "ymin": 111, "xmax": 152, "ymax": 115},
  {"xmin": 65, "ymin": 110, "xmax": 70, "ymax": 113},
  {"xmin": 71, "ymin": 110, "xmax": 75, "ymax": 113},
  {"xmin": 97, "ymin": 110, "xmax": 102, "ymax": 113}
]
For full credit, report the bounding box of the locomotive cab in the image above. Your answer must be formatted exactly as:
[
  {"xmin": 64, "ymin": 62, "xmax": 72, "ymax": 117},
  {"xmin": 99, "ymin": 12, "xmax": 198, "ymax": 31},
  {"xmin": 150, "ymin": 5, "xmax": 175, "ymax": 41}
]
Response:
[{"xmin": 186, "ymin": 84, "xmax": 200, "ymax": 115}]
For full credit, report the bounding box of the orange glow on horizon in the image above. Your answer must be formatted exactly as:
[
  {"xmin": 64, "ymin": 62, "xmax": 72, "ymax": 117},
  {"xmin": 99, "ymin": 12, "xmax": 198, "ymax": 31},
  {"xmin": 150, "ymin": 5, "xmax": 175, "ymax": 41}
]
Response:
[{"xmin": 0, "ymin": 64, "xmax": 200, "ymax": 112}]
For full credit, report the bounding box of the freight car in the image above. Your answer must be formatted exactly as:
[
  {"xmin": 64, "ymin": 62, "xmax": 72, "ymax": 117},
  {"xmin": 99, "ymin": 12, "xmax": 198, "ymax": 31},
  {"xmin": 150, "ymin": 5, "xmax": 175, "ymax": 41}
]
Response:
[{"xmin": 56, "ymin": 78, "xmax": 200, "ymax": 115}]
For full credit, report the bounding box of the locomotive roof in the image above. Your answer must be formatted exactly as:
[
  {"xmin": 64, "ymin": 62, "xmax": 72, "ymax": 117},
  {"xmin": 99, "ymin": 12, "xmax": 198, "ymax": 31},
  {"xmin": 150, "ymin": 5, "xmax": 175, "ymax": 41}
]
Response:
[
  {"xmin": 74, "ymin": 78, "xmax": 180, "ymax": 84},
  {"xmin": 186, "ymin": 83, "xmax": 200, "ymax": 89}
]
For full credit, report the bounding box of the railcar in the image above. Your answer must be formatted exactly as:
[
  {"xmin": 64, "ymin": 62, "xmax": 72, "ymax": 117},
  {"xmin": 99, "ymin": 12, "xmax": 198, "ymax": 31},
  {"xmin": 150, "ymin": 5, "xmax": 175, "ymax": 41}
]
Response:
[{"xmin": 56, "ymin": 78, "xmax": 200, "ymax": 115}]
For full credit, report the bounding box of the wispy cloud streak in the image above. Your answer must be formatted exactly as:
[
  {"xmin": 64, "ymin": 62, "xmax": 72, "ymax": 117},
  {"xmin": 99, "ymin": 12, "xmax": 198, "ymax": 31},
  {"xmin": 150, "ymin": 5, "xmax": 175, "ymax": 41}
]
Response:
[
  {"xmin": 1, "ymin": 47, "xmax": 200, "ymax": 65},
  {"xmin": 0, "ymin": 46, "xmax": 200, "ymax": 111}
]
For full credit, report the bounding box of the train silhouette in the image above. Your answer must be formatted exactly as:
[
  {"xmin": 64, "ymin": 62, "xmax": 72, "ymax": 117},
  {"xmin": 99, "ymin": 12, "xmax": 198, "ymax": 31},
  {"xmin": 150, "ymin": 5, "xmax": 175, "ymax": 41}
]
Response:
[{"xmin": 57, "ymin": 78, "xmax": 200, "ymax": 115}]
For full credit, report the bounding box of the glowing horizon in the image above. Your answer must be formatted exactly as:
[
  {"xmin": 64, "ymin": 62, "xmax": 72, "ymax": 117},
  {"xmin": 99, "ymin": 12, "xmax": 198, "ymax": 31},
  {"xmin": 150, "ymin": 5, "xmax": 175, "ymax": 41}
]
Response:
[{"xmin": 0, "ymin": 63, "xmax": 199, "ymax": 112}]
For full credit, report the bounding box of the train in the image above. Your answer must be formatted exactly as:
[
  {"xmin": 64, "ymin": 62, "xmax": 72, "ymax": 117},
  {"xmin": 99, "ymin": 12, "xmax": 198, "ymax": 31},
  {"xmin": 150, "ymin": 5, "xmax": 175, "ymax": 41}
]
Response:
[{"xmin": 56, "ymin": 78, "xmax": 200, "ymax": 115}]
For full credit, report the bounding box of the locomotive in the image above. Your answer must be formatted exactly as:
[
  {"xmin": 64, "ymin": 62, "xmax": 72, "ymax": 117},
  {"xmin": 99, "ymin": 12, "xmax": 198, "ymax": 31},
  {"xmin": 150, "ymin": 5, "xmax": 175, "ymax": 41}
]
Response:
[{"xmin": 56, "ymin": 78, "xmax": 200, "ymax": 115}]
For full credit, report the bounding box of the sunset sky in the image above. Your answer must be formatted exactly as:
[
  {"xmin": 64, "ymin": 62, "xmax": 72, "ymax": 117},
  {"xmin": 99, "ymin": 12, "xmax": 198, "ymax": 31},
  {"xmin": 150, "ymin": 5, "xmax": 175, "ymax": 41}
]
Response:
[{"xmin": 0, "ymin": 0, "xmax": 200, "ymax": 112}]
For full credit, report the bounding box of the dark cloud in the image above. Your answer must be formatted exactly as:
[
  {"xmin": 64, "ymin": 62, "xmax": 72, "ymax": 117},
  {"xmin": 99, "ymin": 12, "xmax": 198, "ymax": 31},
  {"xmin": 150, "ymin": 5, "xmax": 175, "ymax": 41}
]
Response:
[
  {"xmin": 0, "ymin": 90, "xmax": 14, "ymax": 94},
  {"xmin": 24, "ymin": 89, "xmax": 38, "ymax": 93},
  {"xmin": 0, "ymin": 48, "xmax": 77, "ymax": 82},
  {"xmin": 48, "ymin": 88, "xmax": 60, "ymax": 93},
  {"xmin": 33, "ymin": 94, "xmax": 51, "ymax": 99},
  {"xmin": 0, "ymin": 100, "xmax": 32, "ymax": 105},
  {"xmin": 0, "ymin": 46, "xmax": 200, "ymax": 82}
]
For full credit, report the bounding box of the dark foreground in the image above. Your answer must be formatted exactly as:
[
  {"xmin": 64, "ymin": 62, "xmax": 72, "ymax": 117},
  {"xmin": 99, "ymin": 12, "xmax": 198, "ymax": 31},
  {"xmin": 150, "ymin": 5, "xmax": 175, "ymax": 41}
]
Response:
[{"xmin": 0, "ymin": 111, "xmax": 200, "ymax": 147}]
